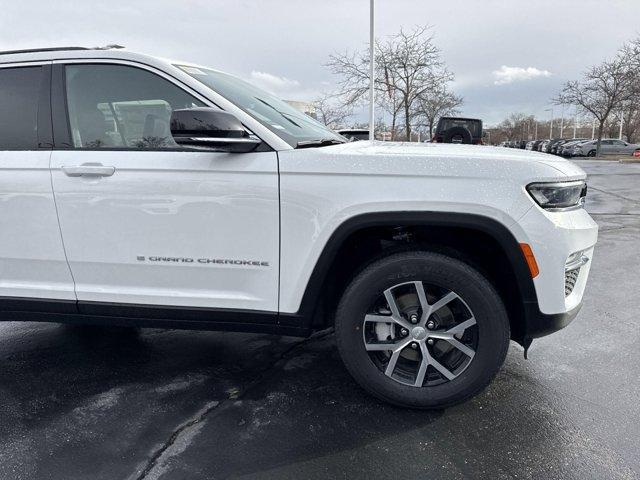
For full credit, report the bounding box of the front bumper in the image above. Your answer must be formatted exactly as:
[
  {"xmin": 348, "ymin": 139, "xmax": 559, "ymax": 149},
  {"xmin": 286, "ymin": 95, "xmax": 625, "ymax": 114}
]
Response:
[
  {"xmin": 524, "ymin": 300, "xmax": 582, "ymax": 339},
  {"xmin": 511, "ymin": 196, "xmax": 598, "ymax": 348}
]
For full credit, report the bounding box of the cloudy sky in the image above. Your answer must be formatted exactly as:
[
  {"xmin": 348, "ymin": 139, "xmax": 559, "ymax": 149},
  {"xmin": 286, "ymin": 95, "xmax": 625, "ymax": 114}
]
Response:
[{"xmin": 1, "ymin": 0, "xmax": 638, "ymax": 125}]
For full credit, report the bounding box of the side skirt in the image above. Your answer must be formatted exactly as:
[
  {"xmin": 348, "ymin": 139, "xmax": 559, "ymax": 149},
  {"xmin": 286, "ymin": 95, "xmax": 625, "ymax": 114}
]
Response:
[{"xmin": 0, "ymin": 298, "xmax": 311, "ymax": 338}]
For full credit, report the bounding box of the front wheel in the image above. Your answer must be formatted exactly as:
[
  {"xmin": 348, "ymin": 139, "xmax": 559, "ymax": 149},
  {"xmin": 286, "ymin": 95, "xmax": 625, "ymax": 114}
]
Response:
[
  {"xmin": 334, "ymin": 251, "xmax": 510, "ymax": 409},
  {"xmin": 587, "ymin": 149, "xmax": 597, "ymax": 157}
]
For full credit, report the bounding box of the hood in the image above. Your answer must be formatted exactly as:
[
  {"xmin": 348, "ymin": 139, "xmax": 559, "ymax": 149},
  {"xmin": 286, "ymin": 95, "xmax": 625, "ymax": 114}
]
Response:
[{"xmin": 312, "ymin": 141, "xmax": 586, "ymax": 181}]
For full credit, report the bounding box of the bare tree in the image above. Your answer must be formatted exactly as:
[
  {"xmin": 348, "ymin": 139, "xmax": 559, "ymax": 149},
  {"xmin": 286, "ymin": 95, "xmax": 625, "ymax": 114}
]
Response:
[
  {"xmin": 377, "ymin": 67, "xmax": 404, "ymax": 140},
  {"xmin": 326, "ymin": 40, "xmax": 402, "ymax": 139},
  {"xmin": 313, "ymin": 93, "xmax": 352, "ymax": 129},
  {"xmin": 619, "ymin": 37, "xmax": 640, "ymax": 142},
  {"xmin": 325, "ymin": 48, "xmax": 372, "ymax": 108},
  {"xmin": 555, "ymin": 55, "xmax": 634, "ymax": 155},
  {"xmin": 616, "ymin": 102, "xmax": 640, "ymax": 143},
  {"xmin": 415, "ymin": 87, "xmax": 463, "ymax": 138},
  {"xmin": 327, "ymin": 25, "xmax": 455, "ymax": 141},
  {"xmin": 497, "ymin": 113, "xmax": 534, "ymax": 141},
  {"xmin": 379, "ymin": 27, "xmax": 453, "ymax": 140}
]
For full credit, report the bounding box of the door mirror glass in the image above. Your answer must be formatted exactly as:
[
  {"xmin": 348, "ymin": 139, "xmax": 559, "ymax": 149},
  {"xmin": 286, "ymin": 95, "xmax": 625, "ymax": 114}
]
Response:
[{"xmin": 170, "ymin": 107, "xmax": 260, "ymax": 153}]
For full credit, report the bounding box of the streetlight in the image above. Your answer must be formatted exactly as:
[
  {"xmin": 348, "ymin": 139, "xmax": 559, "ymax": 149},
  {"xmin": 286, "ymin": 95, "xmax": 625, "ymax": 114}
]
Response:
[
  {"xmin": 545, "ymin": 108, "xmax": 554, "ymax": 139},
  {"xmin": 368, "ymin": 0, "xmax": 375, "ymax": 142},
  {"xmin": 559, "ymin": 104, "xmax": 565, "ymax": 138}
]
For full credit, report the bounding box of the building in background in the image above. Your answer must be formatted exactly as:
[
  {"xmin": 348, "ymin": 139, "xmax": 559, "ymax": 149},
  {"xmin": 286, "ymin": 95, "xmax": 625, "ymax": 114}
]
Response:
[{"xmin": 285, "ymin": 100, "xmax": 316, "ymax": 119}]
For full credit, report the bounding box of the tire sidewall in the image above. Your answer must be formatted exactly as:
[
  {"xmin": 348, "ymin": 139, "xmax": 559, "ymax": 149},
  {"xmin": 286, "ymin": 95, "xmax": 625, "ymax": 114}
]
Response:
[{"xmin": 335, "ymin": 252, "xmax": 510, "ymax": 408}]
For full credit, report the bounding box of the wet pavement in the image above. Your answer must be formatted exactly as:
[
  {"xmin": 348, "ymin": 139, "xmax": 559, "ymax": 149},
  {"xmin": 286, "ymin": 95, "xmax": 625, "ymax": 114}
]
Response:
[{"xmin": 1, "ymin": 160, "xmax": 639, "ymax": 480}]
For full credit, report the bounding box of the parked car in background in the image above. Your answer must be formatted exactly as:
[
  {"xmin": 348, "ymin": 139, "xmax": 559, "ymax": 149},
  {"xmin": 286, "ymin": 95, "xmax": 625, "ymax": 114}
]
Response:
[
  {"xmin": 526, "ymin": 140, "xmax": 544, "ymax": 151},
  {"xmin": 550, "ymin": 139, "xmax": 572, "ymax": 155},
  {"xmin": 571, "ymin": 138, "xmax": 640, "ymax": 157},
  {"xmin": 543, "ymin": 139, "xmax": 564, "ymax": 154},
  {"xmin": 559, "ymin": 139, "xmax": 589, "ymax": 157},
  {"xmin": 538, "ymin": 140, "xmax": 550, "ymax": 152},
  {"xmin": 432, "ymin": 117, "xmax": 483, "ymax": 144},
  {"xmin": 337, "ymin": 128, "xmax": 369, "ymax": 142}
]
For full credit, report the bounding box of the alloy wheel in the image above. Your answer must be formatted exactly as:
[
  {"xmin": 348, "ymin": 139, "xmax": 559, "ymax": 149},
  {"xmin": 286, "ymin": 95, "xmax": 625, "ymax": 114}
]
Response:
[{"xmin": 362, "ymin": 281, "xmax": 478, "ymax": 387}]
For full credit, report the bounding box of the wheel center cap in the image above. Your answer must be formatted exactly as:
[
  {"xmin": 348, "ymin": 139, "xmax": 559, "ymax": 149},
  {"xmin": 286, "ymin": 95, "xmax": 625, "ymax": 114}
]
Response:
[{"xmin": 411, "ymin": 326, "xmax": 427, "ymax": 341}]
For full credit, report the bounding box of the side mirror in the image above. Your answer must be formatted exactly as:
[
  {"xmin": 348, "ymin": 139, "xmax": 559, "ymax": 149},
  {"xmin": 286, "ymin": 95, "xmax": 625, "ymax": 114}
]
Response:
[{"xmin": 170, "ymin": 107, "xmax": 261, "ymax": 153}]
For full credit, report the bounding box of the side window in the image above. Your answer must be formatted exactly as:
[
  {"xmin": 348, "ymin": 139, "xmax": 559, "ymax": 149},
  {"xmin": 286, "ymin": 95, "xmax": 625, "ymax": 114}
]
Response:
[
  {"xmin": 0, "ymin": 66, "xmax": 43, "ymax": 150},
  {"xmin": 64, "ymin": 64, "xmax": 205, "ymax": 149}
]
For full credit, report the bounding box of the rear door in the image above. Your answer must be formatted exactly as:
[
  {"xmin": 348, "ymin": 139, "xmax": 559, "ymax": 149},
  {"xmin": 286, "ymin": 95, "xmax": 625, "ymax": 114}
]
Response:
[
  {"xmin": 50, "ymin": 61, "xmax": 280, "ymax": 313},
  {"xmin": 0, "ymin": 63, "xmax": 76, "ymax": 304},
  {"xmin": 612, "ymin": 140, "xmax": 629, "ymax": 154}
]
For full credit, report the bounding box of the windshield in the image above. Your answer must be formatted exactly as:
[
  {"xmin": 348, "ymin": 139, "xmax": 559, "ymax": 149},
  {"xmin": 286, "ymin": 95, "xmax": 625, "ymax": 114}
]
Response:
[{"xmin": 177, "ymin": 65, "xmax": 344, "ymax": 147}]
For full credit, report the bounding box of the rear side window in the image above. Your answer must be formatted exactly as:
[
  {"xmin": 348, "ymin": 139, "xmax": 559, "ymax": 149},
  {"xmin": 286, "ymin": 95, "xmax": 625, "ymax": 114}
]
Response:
[
  {"xmin": 64, "ymin": 64, "xmax": 205, "ymax": 149},
  {"xmin": 0, "ymin": 66, "xmax": 42, "ymax": 150}
]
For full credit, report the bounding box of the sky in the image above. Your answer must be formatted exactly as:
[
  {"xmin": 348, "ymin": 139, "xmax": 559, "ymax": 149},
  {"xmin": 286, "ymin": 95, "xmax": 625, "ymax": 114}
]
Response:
[{"xmin": 1, "ymin": 0, "xmax": 638, "ymax": 126}]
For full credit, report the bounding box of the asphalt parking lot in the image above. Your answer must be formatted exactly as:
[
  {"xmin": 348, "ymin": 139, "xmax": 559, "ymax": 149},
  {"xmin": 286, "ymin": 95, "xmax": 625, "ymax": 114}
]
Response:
[{"xmin": 1, "ymin": 160, "xmax": 639, "ymax": 480}]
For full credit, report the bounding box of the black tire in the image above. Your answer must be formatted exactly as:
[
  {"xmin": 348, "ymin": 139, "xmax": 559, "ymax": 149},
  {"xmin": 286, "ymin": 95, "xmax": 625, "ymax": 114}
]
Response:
[
  {"xmin": 442, "ymin": 126, "xmax": 473, "ymax": 144},
  {"xmin": 587, "ymin": 149, "xmax": 596, "ymax": 157},
  {"xmin": 334, "ymin": 251, "xmax": 510, "ymax": 409}
]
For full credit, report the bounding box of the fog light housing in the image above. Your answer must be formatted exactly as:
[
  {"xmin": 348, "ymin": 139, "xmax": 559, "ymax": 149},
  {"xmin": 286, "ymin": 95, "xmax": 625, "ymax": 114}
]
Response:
[{"xmin": 564, "ymin": 250, "xmax": 589, "ymax": 297}]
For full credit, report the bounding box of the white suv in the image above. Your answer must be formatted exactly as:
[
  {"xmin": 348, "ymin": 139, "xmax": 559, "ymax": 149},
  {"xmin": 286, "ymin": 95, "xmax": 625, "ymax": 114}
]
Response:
[{"xmin": 0, "ymin": 47, "xmax": 598, "ymax": 408}]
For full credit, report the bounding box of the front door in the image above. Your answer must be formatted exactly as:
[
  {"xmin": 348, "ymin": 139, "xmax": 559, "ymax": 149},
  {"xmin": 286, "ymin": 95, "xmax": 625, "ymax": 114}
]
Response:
[{"xmin": 50, "ymin": 62, "xmax": 280, "ymax": 312}]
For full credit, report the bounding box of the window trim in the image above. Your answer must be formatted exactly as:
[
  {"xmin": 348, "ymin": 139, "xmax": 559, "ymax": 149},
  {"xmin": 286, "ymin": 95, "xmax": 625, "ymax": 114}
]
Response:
[
  {"xmin": 51, "ymin": 59, "xmax": 271, "ymax": 152},
  {"xmin": 0, "ymin": 62, "xmax": 52, "ymax": 151}
]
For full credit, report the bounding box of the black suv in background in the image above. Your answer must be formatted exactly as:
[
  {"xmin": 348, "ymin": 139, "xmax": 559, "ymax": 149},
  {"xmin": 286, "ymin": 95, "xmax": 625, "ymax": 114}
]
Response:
[{"xmin": 432, "ymin": 117, "xmax": 483, "ymax": 144}]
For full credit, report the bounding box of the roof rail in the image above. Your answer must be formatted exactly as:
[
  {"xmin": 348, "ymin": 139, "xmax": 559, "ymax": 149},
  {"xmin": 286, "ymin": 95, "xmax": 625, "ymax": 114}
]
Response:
[
  {"xmin": 0, "ymin": 46, "xmax": 89, "ymax": 56},
  {"xmin": 0, "ymin": 45, "xmax": 125, "ymax": 56},
  {"xmin": 93, "ymin": 44, "xmax": 125, "ymax": 50}
]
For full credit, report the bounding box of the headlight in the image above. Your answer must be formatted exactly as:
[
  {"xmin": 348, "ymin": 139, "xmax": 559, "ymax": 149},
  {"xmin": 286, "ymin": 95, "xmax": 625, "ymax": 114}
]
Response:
[{"xmin": 526, "ymin": 181, "xmax": 587, "ymax": 211}]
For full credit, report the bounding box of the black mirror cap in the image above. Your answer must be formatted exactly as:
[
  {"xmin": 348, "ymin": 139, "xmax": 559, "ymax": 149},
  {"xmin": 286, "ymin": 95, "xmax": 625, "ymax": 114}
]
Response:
[
  {"xmin": 170, "ymin": 107, "xmax": 260, "ymax": 153},
  {"xmin": 171, "ymin": 107, "xmax": 247, "ymax": 139}
]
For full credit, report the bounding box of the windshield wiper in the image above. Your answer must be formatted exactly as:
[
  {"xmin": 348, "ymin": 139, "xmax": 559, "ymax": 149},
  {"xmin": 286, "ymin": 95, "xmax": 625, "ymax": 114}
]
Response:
[{"xmin": 296, "ymin": 138, "xmax": 346, "ymax": 149}]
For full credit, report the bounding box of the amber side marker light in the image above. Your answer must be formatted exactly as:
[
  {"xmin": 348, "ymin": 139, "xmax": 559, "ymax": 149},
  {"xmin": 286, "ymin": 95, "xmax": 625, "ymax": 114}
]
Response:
[{"xmin": 520, "ymin": 243, "xmax": 540, "ymax": 278}]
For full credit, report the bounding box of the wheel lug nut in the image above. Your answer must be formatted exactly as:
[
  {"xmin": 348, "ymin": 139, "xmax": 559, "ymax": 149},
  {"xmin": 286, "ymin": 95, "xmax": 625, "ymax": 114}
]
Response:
[
  {"xmin": 410, "ymin": 314, "xmax": 418, "ymax": 324},
  {"xmin": 427, "ymin": 338, "xmax": 434, "ymax": 346},
  {"xmin": 400, "ymin": 328, "xmax": 409, "ymax": 337},
  {"xmin": 410, "ymin": 342, "xmax": 418, "ymax": 349},
  {"xmin": 426, "ymin": 320, "xmax": 436, "ymax": 330}
]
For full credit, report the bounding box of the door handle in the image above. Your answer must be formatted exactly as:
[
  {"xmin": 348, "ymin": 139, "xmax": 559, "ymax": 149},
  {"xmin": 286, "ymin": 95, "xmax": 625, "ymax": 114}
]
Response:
[{"xmin": 62, "ymin": 164, "xmax": 116, "ymax": 178}]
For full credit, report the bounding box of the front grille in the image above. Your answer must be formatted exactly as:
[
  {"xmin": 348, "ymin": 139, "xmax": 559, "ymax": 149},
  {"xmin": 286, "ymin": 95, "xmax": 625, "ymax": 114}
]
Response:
[{"xmin": 565, "ymin": 268, "xmax": 580, "ymax": 296}]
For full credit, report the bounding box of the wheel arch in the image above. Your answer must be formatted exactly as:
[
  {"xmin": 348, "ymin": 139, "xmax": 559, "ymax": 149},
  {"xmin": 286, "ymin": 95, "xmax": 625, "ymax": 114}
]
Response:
[{"xmin": 286, "ymin": 211, "xmax": 538, "ymax": 346}]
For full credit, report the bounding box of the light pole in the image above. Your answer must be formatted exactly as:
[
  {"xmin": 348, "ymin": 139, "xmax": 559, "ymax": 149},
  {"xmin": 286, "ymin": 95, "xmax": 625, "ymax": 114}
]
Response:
[
  {"xmin": 368, "ymin": 0, "xmax": 375, "ymax": 142},
  {"xmin": 573, "ymin": 110, "xmax": 577, "ymax": 139},
  {"xmin": 559, "ymin": 104, "xmax": 565, "ymax": 138},
  {"xmin": 592, "ymin": 118, "xmax": 596, "ymax": 140},
  {"xmin": 545, "ymin": 108, "xmax": 554, "ymax": 139},
  {"xmin": 619, "ymin": 109, "xmax": 624, "ymax": 140}
]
